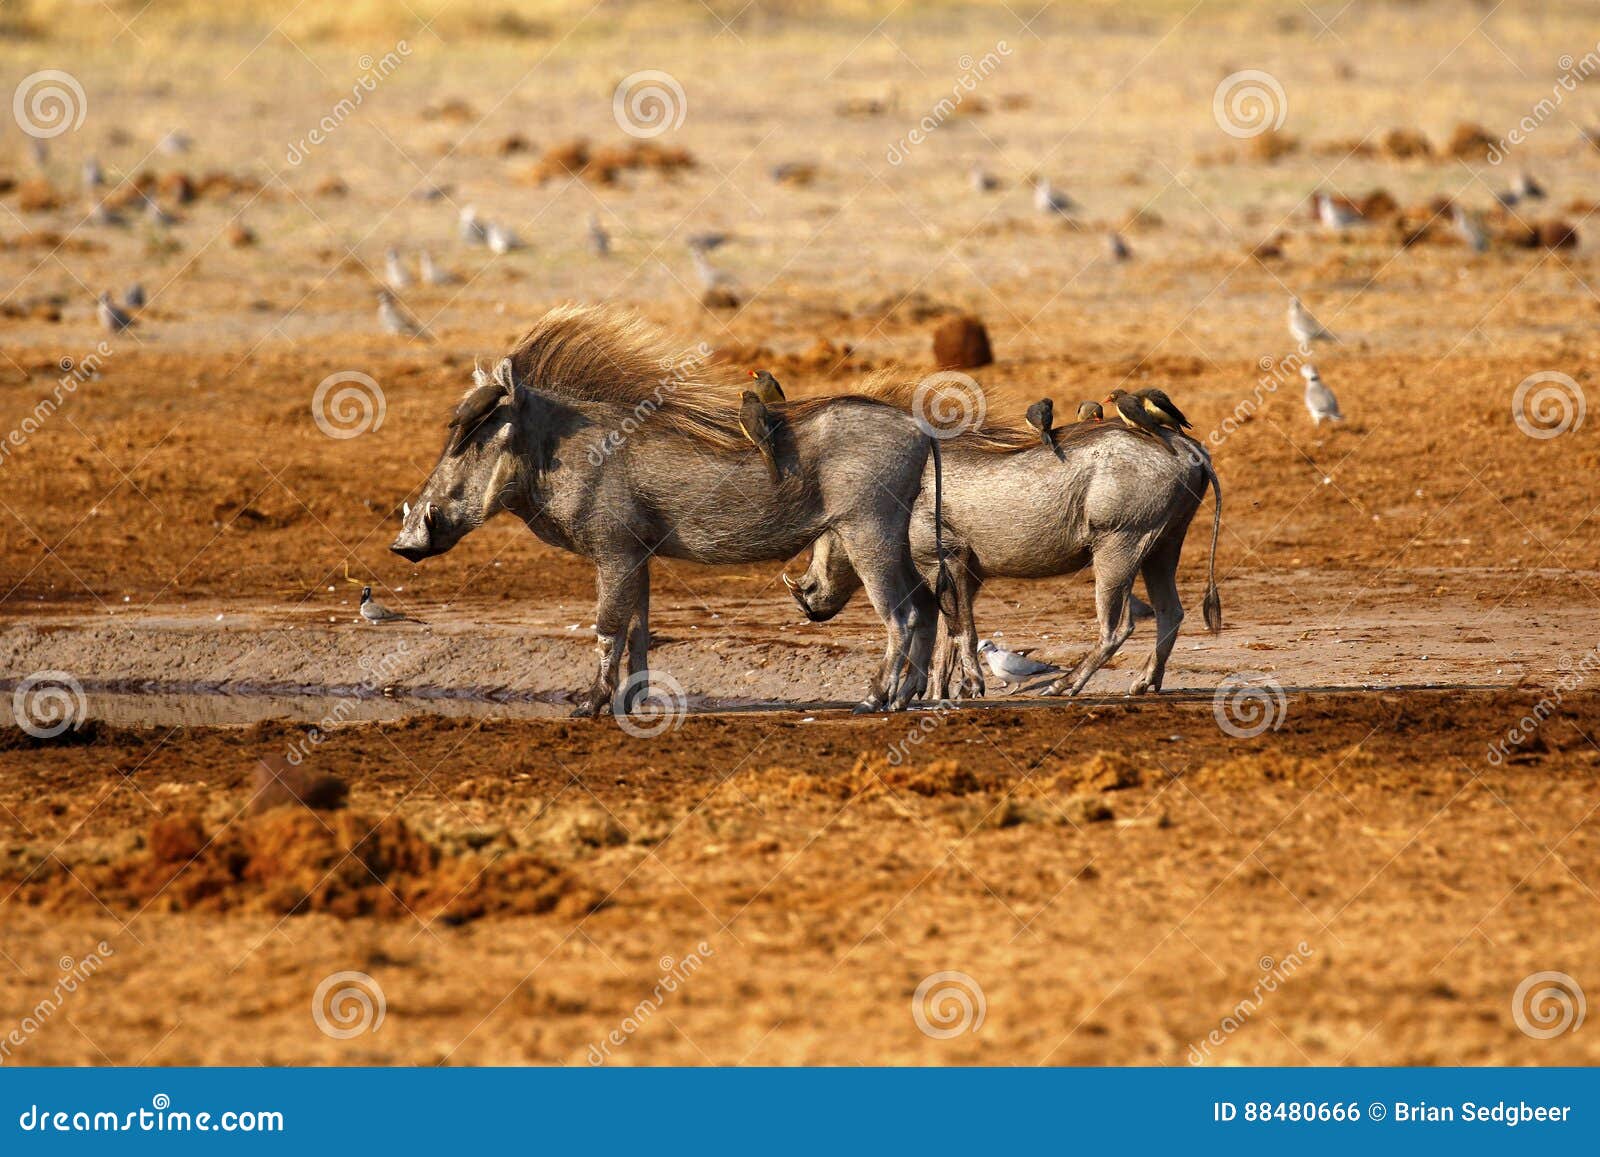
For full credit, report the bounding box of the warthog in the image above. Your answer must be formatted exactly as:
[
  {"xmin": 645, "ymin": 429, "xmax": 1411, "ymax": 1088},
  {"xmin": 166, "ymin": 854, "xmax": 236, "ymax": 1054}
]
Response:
[
  {"xmin": 390, "ymin": 305, "xmax": 945, "ymax": 714},
  {"xmin": 786, "ymin": 416, "xmax": 1221, "ymax": 699}
]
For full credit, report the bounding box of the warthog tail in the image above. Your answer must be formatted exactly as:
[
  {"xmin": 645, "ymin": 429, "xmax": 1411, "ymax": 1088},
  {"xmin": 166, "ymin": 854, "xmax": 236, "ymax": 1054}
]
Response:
[
  {"xmin": 1202, "ymin": 459, "xmax": 1223, "ymax": 634},
  {"xmin": 930, "ymin": 438, "xmax": 957, "ymax": 620}
]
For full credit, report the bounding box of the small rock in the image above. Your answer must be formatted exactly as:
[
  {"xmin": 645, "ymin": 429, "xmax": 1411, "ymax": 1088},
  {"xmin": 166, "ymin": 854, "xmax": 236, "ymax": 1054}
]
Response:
[{"xmin": 932, "ymin": 315, "xmax": 993, "ymax": 369}]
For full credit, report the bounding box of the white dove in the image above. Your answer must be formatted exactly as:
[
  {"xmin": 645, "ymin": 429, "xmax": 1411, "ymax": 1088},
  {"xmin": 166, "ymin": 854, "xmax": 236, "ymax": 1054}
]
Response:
[
  {"xmin": 458, "ymin": 206, "xmax": 486, "ymax": 245},
  {"xmin": 384, "ymin": 246, "xmax": 411, "ymax": 290},
  {"xmin": 1288, "ymin": 296, "xmax": 1338, "ymax": 345},
  {"xmin": 419, "ymin": 251, "xmax": 458, "ymax": 285},
  {"xmin": 1033, "ymin": 177, "xmax": 1078, "ymax": 216},
  {"xmin": 977, "ymin": 639, "xmax": 1059, "ymax": 688},
  {"xmin": 1301, "ymin": 364, "xmax": 1344, "ymax": 426}
]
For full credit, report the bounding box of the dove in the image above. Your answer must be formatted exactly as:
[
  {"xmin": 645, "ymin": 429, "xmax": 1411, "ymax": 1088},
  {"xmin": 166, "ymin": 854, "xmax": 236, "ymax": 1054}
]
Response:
[
  {"xmin": 977, "ymin": 639, "xmax": 1059, "ymax": 688},
  {"xmin": 1024, "ymin": 398, "xmax": 1056, "ymax": 454},
  {"xmin": 359, "ymin": 585, "xmax": 419, "ymax": 624},
  {"xmin": 143, "ymin": 197, "xmax": 174, "ymax": 226},
  {"xmin": 1301, "ymin": 364, "xmax": 1343, "ymax": 426},
  {"xmin": 28, "ymin": 138, "xmax": 48, "ymax": 169},
  {"xmin": 586, "ymin": 213, "xmax": 610, "ymax": 256},
  {"xmin": 738, "ymin": 392, "xmax": 784, "ymax": 484},
  {"xmin": 1033, "ymin": 177, "xmax": 1077, "ymax": 216},
  {"xmin": 1134, "ymin": 387, "xmax": 1192, "ymax": 431},
  {"xmin": 1288, "ymin": 295, "xmax": 1338, "ymax": 345},
  {"xmin": 748, "ymin": 369, "xmax": 785, "ymax": 405},
  {"xmin": 485, "ymin": 223, "xmax": 520, "ymax": 254},
  {"xmin": 384, "ymin": 246, "xmax": 411, "ymax": 290},
  {"xmin": 687, "ymin": 230, "xmax": 730, "ymax": 253},
  {"xmin": 1076, "ymin": 400, "xmax": 1103, "ymax": 423},
  {"xmin": 157, "ymin": 130, "xmax": 192, "ymax": 156},
  {"xmin": 1106, "ymin": 231, "xmax": 1131, "ymax": 261},
  {"xmin": 969, "ymin": 164, "xmax": 1000, "ymax": 193},
  {"xmin": 1514, "ymin": 170, "xmax": 1546, "ymax": 200},
  {"xmin": 97, "ymin": 291, "xmax": 133, "ymax": 333},
  {"xmin": 1316, "ymin": 193, "xmax": 1361, "ymax": 230},
  {"xmin": 458, "ymin": 205, "xmax": 486, "ymax": 245},
  {"xmin": 82, "ymin": 156, "xmax": 102, "ymax": 190},
  {"xmin": 691, "ymin": 248, "xmax": 736, "ymax": 292},
  {"xmin": 419, "ymin": 251, "xmax": 458, "ymax": 286},
  {"xmin": 124, "ymin": 283, "xmax": 145, "ymax": 309},
  {"xmin": 1452, "ymin": 206, "xmax": 1488, "ymax": 253},
  {"xmin": 377, "ymin": 290, "xmax": 428, "ymax": 339}
]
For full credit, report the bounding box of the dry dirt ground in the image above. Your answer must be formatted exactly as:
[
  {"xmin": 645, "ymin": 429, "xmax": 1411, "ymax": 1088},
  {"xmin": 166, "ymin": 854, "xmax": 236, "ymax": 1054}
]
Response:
[{"xmin": 3, "ymin": 0, "xmax": 1600, "ymax": 1065}]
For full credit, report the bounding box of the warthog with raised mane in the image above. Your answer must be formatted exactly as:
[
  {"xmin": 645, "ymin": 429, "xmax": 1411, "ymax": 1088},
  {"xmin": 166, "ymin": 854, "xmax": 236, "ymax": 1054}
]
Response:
[
  {"xmin": 787, "ymin": 412, "xmax": 1221, "ymax": 699},
  {"xmin": 390, "ymin": 306, "xmax": 944, "ymax": 713}
]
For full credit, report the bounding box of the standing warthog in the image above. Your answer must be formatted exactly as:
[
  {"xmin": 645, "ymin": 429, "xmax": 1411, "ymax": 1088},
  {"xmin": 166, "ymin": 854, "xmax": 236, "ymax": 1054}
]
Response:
[
  {"xmin": 786, "ymin": 416, "xmax": 1221, "ymax": 699},
  {"xmin": 390, "ymin": 305, "xmax": 945, "ymax": 714}
]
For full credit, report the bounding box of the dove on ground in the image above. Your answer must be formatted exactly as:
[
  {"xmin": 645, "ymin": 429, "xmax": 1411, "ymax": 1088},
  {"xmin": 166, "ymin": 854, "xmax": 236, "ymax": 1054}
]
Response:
[
  {"xmin": 157, "ymin": 130, "xmax": 191, "ymax": 156},
  {"xmin": 1316, "ymin": 193, "xmax": 1361, "ymax": 230},
  {"xmin": 1452, "ymin": 206, "xmax": 1488, "ymax": 253},
  {"xmin": 586, "ymin": 214, "xmax": 610, "ymax": 256},
  {"xmin": 687, "ymin": 231, "xmax": 730, "ymax": 253},
  {"xmin": 1033, "ymin": 177, "xmax": 1077, "ymax": 216},
  {"xmin": 124, "ymin": 283, "xmax": 145, "ymax": 309},
  {"xmin": 1106, "ymin": 231, "xmax": 1131, "ymax": 261},
  {"xmin": 82, "ymin": 156, "xmax": 102, "ymax": 190},
  {"xmin": 969, "ymin": 164, "xmax": 1000, "ymax": 193},
  {"xmin": 978, "ymin": 639, "xmax": 1060, "ymax": 687},
  {"xmin": 143, "ymin": 197, "xmax": 174, "ymax": 226},
  {"xmin": 458, "ymin": 205, "xmax": 486, "ymax": 245},
  {"xmin": 1301, "ymin": 364, "xmax": 1344, "ymax": 425},
  {"xmin": 359, "ymin": 585, "xmax": 419, "ymax": 624},
  {"xmin": 384, "ymin": 247, "xmax": 411, "ymax": 290},
  {"xmin": 691, "ymin": 248, "xmax": 736, "ymax": 292},
  {"xmin": 1288, "ymin": 295, "xmax": 1338, "ymax": 345},
  {"xmin": 377, "ymin": 290, "xmax": 428, "ymax": 339},
  {"xmin": 420, "ymin": 251, "xmax": 458, "ymax": 285},
  {"xmin": 485, "ymin": 223, "xmax": 520, "ymax": 255},
  {"xmin": 97, "ymin": 292, "xmax": 133, "ymax": 333},
  {"xmin": 1514, "ymin": 170, "xmax": 1545, "ymax": 200}
]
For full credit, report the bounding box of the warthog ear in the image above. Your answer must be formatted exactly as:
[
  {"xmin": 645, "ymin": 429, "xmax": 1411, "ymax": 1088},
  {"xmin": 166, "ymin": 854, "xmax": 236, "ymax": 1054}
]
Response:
[
  {"xmin": 448, "ymin": 382, "xmax": 504, "ymax": 448},
  {"xmin": 471, "ymin": 359, "xmax": 490, "ymax": 390},
  {"xmin": 490, "ymin": 356, "xmax": 519, "ymax": 398}
]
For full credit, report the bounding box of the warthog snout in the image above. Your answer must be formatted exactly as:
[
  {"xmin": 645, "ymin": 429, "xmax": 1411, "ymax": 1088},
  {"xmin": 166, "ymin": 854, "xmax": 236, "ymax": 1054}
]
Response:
[
  {"xmin": 390, "ymin": 502, "xmax": 441, "ymax": 563},
  {"xmin": 783, "ymin": 572, "xmax": 833, "ymax": 622}
]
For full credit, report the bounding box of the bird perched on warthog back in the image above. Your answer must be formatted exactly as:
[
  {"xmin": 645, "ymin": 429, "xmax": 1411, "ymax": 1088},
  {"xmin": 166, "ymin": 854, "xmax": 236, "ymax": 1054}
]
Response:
[
  {"xmin": 748, "ymin": 369, "xmax": 785, "ymax": 404},
  {"xmin": 1076, "ymin": 401, "xmax": 1103, "ymax": 423},
  {"xmin": 1134, "ymin": 387, "xmax": 1192, "ymax": 432},
  {"xmin": 739, "ymin": 392, "xmax": 784, "ymax": 484},
  {"xmin": 1102, "ymin": 389, "xmax": 1178, "ymax": 452},
  {"xmin": 1024, "ymin": 398, "xmax": 1058, "ymax": 455}
]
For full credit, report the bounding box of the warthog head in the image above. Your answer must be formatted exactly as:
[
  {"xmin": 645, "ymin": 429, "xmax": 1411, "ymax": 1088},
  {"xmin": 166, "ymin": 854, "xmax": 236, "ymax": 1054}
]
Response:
[
  {"xmin": 782, "ymin": 530, "xmax": 862, "ymax": 622},
  {"xmin": 391, "ymin": 358, "xmax": 525, "ymax": 562}
]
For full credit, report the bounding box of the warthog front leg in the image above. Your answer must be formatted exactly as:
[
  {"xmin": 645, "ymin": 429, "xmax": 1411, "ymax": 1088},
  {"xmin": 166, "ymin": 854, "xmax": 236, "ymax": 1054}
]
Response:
[
  {"xmin": 574, "ymin": 558, "xmax": 649, "ymax": 718},
  {"xmin": 620, "ymin": 570, "xmax": 651, "ymax": 713}
]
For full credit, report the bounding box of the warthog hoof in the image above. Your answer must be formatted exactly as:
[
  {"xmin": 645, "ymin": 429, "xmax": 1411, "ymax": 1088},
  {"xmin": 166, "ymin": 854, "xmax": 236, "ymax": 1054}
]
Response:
[{"xmin": 571, "ymin": 691, "xmax": 611, "ymax": 718}]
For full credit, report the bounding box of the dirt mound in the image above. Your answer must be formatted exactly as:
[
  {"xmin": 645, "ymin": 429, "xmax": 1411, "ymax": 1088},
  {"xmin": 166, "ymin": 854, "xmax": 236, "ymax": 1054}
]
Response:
[
  {"xmin": 524, "ymin": 138, "xmax": 695, "ymax": 185},
  {"xmin": 13, "ymin": 809, "xmax": 603, "ymax": 924}
]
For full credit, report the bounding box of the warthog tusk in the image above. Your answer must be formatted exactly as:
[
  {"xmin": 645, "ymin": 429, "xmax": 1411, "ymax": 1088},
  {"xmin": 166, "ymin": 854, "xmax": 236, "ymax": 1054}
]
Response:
[
  {"xmin": 781, "ymin": 573, "xmax": 798, "ymax": 592},
  {"xmin": 402, "ymin": 501, "xmax": 410, "ymax": 520},
  {"xmin": 424, "ymin": 503, "xmax": 439, "ymax": 530}
]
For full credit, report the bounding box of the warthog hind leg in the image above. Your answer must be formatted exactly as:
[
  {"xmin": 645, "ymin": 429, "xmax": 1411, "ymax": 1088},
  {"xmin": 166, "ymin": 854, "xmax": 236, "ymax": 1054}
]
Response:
[
  {"xmin": 1129, "ymin": 542, "xmax": 1183, "ymax": 694},
  {"xmin": 574, "ymin": 559, "xmax": 649, "ymax": 717},
  {"xmin": 1045, "ymin": 539, "xmax": 1143, "ymax": 697}
]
